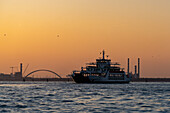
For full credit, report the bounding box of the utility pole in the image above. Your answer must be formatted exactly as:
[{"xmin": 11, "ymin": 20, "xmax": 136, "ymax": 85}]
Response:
[
  {"xmin": 10, "ymin": 67, "xmax": 15, "ymax": 75},
  {"xmin": 10, "ymin": 66, "xmax": 18, "ymax": 75}
]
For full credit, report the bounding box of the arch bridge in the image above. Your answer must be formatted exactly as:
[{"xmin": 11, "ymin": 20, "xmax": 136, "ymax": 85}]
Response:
[{"xmin": 24, "ymin": 69, "xmax": 62, "ymax": 79}]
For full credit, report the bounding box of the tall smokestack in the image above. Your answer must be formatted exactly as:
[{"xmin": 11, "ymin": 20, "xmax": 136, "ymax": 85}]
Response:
[
  {"xmin": 138, "ymin": 58, "xmax": 140, "ymax": 78},
  {"xmin": 102, "ymin": 50, "xmax": 105, "ymax": 59},
  {"xmin": 127, "ymin": 58, "xmax": 130, "ymax": 74},
  {"xmin": 135, "ymin": 65, "xmax": 137, "ymax": 77},
  {"xmin": 20, "ymin": 63, "xmax": 22, "ymax": 76}
]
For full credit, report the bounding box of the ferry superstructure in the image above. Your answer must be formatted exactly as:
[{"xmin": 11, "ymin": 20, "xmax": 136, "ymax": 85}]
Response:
[{"xmin": 71, "ymin": 50, "xmax": 132, "ymax": 83}]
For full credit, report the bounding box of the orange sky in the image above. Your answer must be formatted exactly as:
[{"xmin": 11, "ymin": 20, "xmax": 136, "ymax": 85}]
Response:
[{"xmin": 0, "ymin": 0, "xmax": 170, "ymax": 78}]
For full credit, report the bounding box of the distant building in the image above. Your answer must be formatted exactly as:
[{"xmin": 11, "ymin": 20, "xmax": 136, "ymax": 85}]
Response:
[{"xmin": 0, "ymin": 63, "xmax": 23, "ymax": 81}]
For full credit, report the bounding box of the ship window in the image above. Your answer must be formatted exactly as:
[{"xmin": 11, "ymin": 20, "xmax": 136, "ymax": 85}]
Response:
[
  {"xmin": 91, "ymin": 74, "xmax": 98, "ymax": 76},
  {"xmin": 109, "ymin": 74, "xmax": 123, "ymax": 77},
  {"xmin": 84, "ymin": 74, "xmax": 90, "ymax": 77},
  {"xmin": 110, "ymin": 69, "xmax": 114, "ymax": 71},
  {"xmin": 109, "ymin": 74, "xmax": 124, "ymax": 80},
  {"xmin": 101, "ymin": 73, "xmax": 105, "ymax": 77}
]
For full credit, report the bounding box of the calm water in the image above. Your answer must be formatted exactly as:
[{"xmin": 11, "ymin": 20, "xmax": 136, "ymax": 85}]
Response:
[{"xmin": 0, "ymin": 82, "xmax": 169, "ymax": 113}]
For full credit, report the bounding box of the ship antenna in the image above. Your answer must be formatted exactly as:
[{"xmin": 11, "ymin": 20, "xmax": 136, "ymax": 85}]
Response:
[{"xmin": 103, "ymin": 50, "xmax": 105, "ymax": 59}]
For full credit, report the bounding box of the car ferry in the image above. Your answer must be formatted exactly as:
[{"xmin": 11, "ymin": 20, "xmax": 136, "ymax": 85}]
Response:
[{"xmin": 71, "ymin": 50, "xmax": 132, "ymax": 83}]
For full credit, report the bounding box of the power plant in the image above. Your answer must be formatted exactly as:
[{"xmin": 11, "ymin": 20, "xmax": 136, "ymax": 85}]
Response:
[
  {"xmin": 127, "ymin": 58, "xmax": 140, "ymax": 79},
  {"xmin": 0, "ymin": 63, "xmax": 23, "ymax": 81}
]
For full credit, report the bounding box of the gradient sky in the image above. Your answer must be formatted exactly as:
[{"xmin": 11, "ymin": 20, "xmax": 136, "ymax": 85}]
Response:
[{"xmin": 0, "ymin": 0, "xmax": 170, "ymax": 78}]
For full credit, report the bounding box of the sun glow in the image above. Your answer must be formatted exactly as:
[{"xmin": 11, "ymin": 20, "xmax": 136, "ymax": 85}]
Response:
[{"xmin": 0, "ymin": 0, "xmax": 170, "ymax": 78}]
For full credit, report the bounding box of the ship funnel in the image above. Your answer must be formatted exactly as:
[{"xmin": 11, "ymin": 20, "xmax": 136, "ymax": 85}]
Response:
[
  {"xmin": 127, "ymin": 58, "xmax": 130, "ymax": 74},
  {"xmin": 138, "ymin": 58, "xmax": 140, "ymax": 78}
]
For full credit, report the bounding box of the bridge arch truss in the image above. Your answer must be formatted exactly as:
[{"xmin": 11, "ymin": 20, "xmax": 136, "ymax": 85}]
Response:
[{"xmin": 24, "ymin": 69, "xmax": 62, "ymax": 79}]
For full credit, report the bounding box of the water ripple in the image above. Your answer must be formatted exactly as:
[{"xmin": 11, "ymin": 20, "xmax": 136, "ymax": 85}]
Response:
[{"xmin": 0, "ymin": 82, "xmax": 169, "ymax": 112}]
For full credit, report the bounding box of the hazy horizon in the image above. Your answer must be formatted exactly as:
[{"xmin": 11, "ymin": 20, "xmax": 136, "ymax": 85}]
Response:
[{"xmin": 0, "ymin": 0, "xmax": 170, "ymax": 78}]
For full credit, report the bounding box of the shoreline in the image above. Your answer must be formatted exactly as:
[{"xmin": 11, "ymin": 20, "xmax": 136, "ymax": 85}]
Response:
[
  {"xmin": 0, "ymin": 78, "xmax": 170, "ymax": 82},
  {"xmin": 131, "ymin": 78, "xmax": 170, "ymax": 82}
]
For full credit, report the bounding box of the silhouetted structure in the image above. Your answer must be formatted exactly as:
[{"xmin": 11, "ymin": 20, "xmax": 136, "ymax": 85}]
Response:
[
  {"xmin": 0, "ymin": 63, "xmax": 22, "ymax": 80},
  {"xmin": 127, "ymin": 58, "xmax": 140, "ymax": 79},
  {"xmin": 71, "ymin": 50, "xmax": 132, "ymax": 83},
  {"xmin": 138, "ymin": 58, "xmax": 140, "ymax": 78},
  {"xmin": 127, "ymin": 58, "xmax": 130, "ymax": 74},
  {"xmin": 24, "ymin": 69, "xmax": 61, "ymax": 78}
]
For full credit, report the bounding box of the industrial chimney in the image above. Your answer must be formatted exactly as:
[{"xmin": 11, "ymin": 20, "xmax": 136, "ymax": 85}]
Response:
[
  {"xmin": 20, "ymin": 63, "xmax": 22, "ymax": 77},
  {"xmin": 135, "ymin": 65, "xmax": 137, "ymax": 77},
  {"xmin": 138, "ymin": 58, "xmax": 140, "ymax": 78},
  {"xmin": 127, "ymin": 58, "xmax": 130, "ymax": 74}
]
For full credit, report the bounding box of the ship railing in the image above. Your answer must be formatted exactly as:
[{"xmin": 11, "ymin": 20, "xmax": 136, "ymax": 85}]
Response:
[
  {"xmin": 73, "ymin": 70, "xmax": 81, "ymax": 73},
  {"xmin": 86, "ymin": 62, "xmax": 96, "ymax": 64}
]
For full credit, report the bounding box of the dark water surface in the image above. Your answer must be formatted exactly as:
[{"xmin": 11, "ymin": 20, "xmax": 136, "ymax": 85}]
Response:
[{"xmin": 0, "ymin": 82, "xmax": 169, "ymax": 113}]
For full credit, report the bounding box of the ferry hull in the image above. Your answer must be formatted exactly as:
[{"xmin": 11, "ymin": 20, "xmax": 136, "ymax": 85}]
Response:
[
  {"xmin": 72, "ymin": 74, "xmax": 91, "ymax": 83},
  {"xmin": 72, "ymin": 74, "xmax": 130, "ymax": 84}
]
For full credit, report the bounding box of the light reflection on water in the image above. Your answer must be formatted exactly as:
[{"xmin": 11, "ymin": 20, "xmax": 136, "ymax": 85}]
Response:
[{"xmin": 0, "ymin": 82, "xmax": 169, "ymax": 112}]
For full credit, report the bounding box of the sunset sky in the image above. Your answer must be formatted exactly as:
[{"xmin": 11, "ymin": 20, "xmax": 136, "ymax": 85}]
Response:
[{"xmin": 0, "ymin": 0, "xmax": 170, "ymax": 78}]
